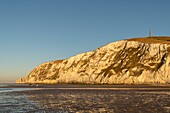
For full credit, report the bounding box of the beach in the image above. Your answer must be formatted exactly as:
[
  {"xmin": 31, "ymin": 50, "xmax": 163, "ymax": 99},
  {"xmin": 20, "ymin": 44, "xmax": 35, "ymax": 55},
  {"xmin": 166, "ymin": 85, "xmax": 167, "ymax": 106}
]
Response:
[{"xmin": 0, "ymin": 84, "xmax": 170, "ymax": 113}]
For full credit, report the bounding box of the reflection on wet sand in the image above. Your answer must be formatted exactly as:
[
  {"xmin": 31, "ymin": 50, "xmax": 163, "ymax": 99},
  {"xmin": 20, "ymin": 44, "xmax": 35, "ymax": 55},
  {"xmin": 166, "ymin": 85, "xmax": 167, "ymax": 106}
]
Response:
[
  {"xmin": 28, "ymin": 90, "xmax": 116, "ymax": 112},
  {"xmin": 26, "ymin": 89, "xmax": 170, "ymax": 113},
  {"xmin": 0, "ymin": 86, "xmax": 170, "ymax": 113}
]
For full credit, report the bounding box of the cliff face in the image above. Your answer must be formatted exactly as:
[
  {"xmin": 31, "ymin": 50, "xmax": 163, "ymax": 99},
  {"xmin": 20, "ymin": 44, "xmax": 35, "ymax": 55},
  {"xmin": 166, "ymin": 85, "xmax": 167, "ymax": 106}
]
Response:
[{"xmin": 16, "ymin": 37, "xmax": 170, "ymax": 84}]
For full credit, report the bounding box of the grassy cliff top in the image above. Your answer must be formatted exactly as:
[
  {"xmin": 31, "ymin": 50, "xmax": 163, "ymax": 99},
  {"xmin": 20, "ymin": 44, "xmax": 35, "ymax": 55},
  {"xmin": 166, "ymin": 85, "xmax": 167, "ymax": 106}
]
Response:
[{"xmin": 127, "ymin": 36, "xmax": 170, "ymax": 44}]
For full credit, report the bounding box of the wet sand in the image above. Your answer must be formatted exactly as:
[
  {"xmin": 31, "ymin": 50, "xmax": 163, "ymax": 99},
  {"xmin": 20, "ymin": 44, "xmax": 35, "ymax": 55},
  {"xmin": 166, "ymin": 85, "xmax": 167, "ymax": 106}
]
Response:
[{"xmin": 0, "ymin": 84, "xmax": 170, "ymax": 113}]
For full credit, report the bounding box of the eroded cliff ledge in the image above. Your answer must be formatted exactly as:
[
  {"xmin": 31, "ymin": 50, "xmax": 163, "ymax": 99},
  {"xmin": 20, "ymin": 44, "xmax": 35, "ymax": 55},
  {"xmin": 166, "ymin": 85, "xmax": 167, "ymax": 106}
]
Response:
[{"xmin": 16, "ymin": 36, "xmax": 170, "ymax": 84}]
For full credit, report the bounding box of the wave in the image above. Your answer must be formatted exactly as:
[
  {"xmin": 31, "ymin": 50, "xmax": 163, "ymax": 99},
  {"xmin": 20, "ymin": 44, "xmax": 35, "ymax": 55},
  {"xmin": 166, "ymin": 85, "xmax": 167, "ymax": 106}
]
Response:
[{"xmin": 0, "ymin": 88, "xmax": 13, "ymax": 93}]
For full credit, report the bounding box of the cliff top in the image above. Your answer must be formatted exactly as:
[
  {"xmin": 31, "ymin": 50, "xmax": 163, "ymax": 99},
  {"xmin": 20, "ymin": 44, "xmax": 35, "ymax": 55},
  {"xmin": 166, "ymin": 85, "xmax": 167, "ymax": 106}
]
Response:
[{"xmin": 127, "ymin": 36, "xmax": 170, "ymax": 44}]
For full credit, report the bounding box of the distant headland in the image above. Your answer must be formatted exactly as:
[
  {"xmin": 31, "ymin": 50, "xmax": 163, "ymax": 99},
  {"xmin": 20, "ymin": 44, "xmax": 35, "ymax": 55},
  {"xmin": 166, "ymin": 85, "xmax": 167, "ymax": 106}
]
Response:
[{"xmin": 16, "ymin": 36, "xmax": 170, "ymax": 85}]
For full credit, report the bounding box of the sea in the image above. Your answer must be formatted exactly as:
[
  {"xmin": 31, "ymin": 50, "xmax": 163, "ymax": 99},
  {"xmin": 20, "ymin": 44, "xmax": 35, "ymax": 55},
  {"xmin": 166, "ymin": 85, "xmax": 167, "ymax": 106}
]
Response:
[{"xmin": 0, "ymin": 83, "xmax": 170, "ymax": 113}]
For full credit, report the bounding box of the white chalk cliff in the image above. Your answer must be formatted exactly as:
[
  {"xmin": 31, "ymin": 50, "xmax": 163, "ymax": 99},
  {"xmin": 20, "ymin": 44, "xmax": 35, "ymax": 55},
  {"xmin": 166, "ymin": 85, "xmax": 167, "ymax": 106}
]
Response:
[{"xmin": 16, "ymin": 37, "xmax": 170, "ymax": 84}]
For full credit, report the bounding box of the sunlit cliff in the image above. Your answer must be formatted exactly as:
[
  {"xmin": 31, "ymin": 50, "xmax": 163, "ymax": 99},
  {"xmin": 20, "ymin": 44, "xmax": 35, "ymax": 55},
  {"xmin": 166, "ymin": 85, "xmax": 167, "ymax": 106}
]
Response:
[{"xmin": 16, "ymin": 36, "xmax": 170, "ymax": 84}]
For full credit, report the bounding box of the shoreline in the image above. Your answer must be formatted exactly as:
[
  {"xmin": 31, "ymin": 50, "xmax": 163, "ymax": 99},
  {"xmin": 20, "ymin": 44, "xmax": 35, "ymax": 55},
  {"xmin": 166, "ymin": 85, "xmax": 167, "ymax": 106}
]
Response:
[{"xmin": 0, "ymin": 83, "xmax": 170, "ymax": 92}]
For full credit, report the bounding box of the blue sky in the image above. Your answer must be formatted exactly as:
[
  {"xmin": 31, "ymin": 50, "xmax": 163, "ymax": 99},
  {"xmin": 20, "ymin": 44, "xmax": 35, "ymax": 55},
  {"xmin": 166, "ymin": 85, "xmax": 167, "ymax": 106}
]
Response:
[{"xmin": 0, "ymin": 0, "xmax": 170, "ymax": 83}]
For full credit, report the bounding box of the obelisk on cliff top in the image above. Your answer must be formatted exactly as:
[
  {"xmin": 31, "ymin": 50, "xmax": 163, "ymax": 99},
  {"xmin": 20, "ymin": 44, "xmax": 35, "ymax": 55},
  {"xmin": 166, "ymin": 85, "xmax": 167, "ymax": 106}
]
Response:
[{"xmin": 149, "ymin": 30, "xmax": 152, "ymax": 37}]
